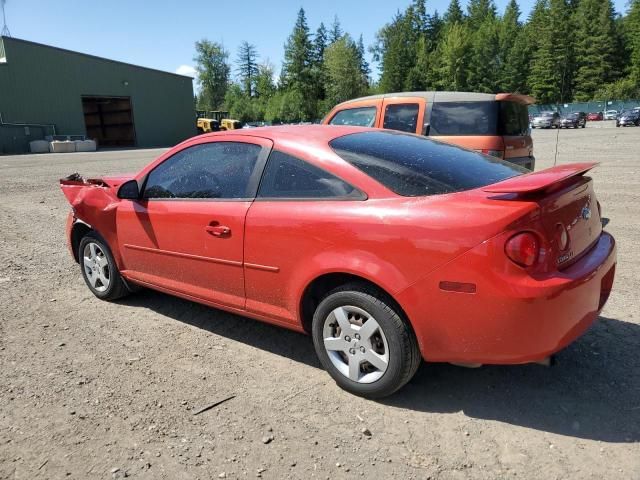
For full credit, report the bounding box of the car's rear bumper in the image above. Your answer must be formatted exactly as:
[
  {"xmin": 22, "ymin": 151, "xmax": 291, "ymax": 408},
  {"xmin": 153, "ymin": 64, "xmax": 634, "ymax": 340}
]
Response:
[{"xmin": 397, "ymin": 231, "xmax": 616, "ymax": 365}]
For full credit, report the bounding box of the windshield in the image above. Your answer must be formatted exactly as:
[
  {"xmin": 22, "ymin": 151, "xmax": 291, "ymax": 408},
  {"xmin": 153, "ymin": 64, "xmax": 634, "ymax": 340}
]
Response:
[{"xmin": 330, "ymin": 131, "xmax": 527, "ymax": 197}]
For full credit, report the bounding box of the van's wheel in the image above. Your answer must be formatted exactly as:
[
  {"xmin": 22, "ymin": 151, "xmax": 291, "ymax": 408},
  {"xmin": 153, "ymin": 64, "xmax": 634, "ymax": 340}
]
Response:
[
  {"xmin": 312, "ymin": 283, "xmax": 421, "ymax": 398},
  {"xmin": 78, "ymin": 232, "xmax": 130, "ymax": 301}
]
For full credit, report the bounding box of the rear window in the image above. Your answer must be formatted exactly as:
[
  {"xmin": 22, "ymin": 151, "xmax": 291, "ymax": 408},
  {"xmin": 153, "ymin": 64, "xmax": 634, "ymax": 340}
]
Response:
[
  {"xmin": 329, "ymin": 107, "xmax": 376, "ymax": 127},
  {"xmin": 330, "ymin": 131, "xmax": 527, "ymax": 197}
]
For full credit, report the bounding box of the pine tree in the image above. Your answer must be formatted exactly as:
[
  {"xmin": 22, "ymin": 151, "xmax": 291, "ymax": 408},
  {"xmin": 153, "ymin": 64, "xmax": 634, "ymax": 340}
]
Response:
[
  {"xmin": 467, "ymin": 0, "xmax": 497, "ymax": 30},
  {"xmin": 323, "ymin": 35, "xmax": 368, "ymax": 108},
  {"xmin": 467, "ymin": 17, "xmax": 500, "ymax": 92},
  {"xmin": 428, "ymin": 10, "xmax": 444, "ymax": 46},
  {"xmin": 312, "ymin": 22, "xmax": 329, "ymax": 103},
  {"xmin": 235, "ymin": 41, "xmax": 259, "ymax": 97},
  {"xmin": 280, "ymin": 8, "xmax": 315, "ymax": 119},
  {"xmin": 628, "ymin": 0, "xmax": 640, "ymax": 84},
  {"xmin": 329, "ymin": 15, "xmax": 344, "ymax": 43},
  {"xmin": 314, "ymin": 22, "xmax": 328, "ymax": 64},
  {"xmin": 435, "ymin": 22, "xmax": 472, "ymax": 90},
  {"xmin": 498, "ymin": 0, "xmax": 528, "ymax": 92},
  {"xmin": 356, "ymin": 34, "xmax": 371, "ymax": 82},
  {"xmin": 193, "ymin": 39, "xmax": 230, "ymax": 110},
  {"xmin": 373, "ymin": 11, "xmax": 419, "ymax": 92},
  {"xmin": 413, "ymin": 0, "xmax": 429, "ymax": 35},
  {"xmin": 255, "ymin": 62, "xmax": 276, "ymax": 98},
  {"xmin": 573, "ymin": 0, "xmax": 620, "ymax": 100},
  {"xmin": 528, "ymin": 0, "xmax": 573, "ymax": 104},
  {"xmin": 443, "ymin": 0, "xmax": 464, "ymax": 26}
]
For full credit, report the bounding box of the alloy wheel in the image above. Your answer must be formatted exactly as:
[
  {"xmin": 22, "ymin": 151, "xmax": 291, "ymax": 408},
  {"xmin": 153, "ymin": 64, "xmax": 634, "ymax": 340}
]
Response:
[
  {"xmin": 322, "ymin": 305, "xmax": 389, "ymax": 383},
  {"xmin": 83, "ymin": 242, "xmax": 110, "ymax": 293}
]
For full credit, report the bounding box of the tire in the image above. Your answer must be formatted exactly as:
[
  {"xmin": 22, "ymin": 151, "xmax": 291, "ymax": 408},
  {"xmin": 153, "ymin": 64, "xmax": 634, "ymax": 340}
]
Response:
[
  {"xmin": 78, "ymin": 232, "xmax": 130, "ymax": 301},
  {"xmin": 311, "ymin": 283, "xmax": 421, "ymax": 398}
]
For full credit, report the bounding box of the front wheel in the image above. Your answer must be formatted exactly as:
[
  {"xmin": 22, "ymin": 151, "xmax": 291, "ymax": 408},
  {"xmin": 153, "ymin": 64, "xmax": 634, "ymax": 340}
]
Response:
[
  {"xmin": 79, "ymin": 232, "xmax": 130, "ymax": 301},
  {"xmin": 312, "ymin": 284, "xmax": 421, "ymax": 398}
]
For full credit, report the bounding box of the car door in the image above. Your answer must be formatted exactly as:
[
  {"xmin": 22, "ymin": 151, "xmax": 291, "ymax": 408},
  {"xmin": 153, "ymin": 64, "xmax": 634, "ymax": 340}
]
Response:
[{"xmin": 116, "ymin": 136, "xmax": 272, "ymax": 309}]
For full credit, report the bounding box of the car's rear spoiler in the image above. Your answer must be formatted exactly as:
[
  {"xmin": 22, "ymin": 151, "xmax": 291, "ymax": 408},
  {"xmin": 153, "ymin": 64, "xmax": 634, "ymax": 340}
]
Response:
[{"xmin": 483, "ymin": 162, "xmax": 598, "ymax": 194}]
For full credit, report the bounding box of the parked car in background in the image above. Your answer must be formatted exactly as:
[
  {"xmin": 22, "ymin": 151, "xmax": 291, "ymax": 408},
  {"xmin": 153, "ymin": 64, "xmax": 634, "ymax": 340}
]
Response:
[
  {"xmin": 323, "ymin": 91, "xmax": 536, "ymax": 170},
  {"xmin": 59, "ymin": 125, "xmax": 616, "ymax": 398},
  {"xmin": 531, "ymin": 111, "xmax": 561, "ymax": 129},
  {"xmin": 616, "ymin": 110, "xmax": 640, "ymax": 127},
  {"xmin": 559, "ymin": 112, "xmax": 587, "ymax": 129},
  {"xmin": 604, "ymin": 110, "xmax": 618, "ymax": 120},
  {"xmin": 587, "ymin": 112, "xmax": 604, "ymax": 121}
]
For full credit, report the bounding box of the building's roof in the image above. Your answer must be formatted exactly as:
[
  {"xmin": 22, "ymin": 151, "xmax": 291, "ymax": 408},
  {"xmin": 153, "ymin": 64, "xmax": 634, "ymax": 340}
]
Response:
[{"xmin": 0, "ymin": 36, "xmax": 193, "ymax": 79}]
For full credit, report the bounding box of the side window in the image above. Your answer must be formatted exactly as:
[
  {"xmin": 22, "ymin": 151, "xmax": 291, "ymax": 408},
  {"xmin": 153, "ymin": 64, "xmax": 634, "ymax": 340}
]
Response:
[
  {"xmin": 143, "ymin": 142, "xmax": 261, "ymax": 199},
  {"xmin": 329, "ymin": 107, "xmax": 377, "ymax": 127},
  {"xmin": 383, "ymin": 103, "xmax": 419, "ymax": 133},
  {"xmin": 258, "ymin": 151, "xmax": 361, "ymax": 199}
]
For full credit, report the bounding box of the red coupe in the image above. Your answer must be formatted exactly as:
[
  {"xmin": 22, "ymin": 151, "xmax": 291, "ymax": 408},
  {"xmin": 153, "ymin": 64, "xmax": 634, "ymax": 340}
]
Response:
[{"xmin": 61, "ymin": 126, "xmax": 616, "ymax": 398}]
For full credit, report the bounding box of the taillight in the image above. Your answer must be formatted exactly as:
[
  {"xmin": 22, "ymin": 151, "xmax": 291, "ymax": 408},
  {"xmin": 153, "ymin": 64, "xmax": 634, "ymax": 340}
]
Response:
[{"xmin": 505, "ymin": 232, "xmax": 540, "ymax": 267}]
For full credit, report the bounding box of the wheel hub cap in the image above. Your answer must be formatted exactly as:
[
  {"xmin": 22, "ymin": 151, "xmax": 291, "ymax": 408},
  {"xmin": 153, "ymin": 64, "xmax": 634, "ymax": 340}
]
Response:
[
  {"xmin": 83, "ymin": 242, "xmax": 110, "ymax": 293},
  {"xmin": 322, "ymin": 305, "xmax": 389, "ymax": 384}
]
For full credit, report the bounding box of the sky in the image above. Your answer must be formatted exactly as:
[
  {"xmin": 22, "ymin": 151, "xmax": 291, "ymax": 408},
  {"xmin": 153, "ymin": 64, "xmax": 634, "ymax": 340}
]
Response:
[{"xmin": 1, "ymin": 0, "xmax": 631, "ymax": 85}]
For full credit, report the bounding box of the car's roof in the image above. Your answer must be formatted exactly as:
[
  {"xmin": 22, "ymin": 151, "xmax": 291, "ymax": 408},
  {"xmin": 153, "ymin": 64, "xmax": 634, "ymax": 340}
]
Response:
[
  {"xmin": 197, "ymin": 124, "xmax": 374, "ymax": 146},
  {"xmin": 332, "ymin": 91, "xmax": 536, "ymax": 108}
]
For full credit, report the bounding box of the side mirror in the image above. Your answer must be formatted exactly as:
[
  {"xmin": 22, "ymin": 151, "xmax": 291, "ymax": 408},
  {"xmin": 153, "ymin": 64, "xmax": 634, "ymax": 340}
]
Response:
[
  {"xmin": 117, "ymin": 179, "xmax": 140, "ymax": 200},
  {"xmin": 422, "ymin": 123, "xmax": 431, "ymax": 136}
]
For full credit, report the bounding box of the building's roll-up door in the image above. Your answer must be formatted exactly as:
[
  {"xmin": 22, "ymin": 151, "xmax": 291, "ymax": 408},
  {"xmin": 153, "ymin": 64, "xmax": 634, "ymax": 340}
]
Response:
[{"xmin": 82, "ymin": 96, "xmax": 136, "ymax": 147}]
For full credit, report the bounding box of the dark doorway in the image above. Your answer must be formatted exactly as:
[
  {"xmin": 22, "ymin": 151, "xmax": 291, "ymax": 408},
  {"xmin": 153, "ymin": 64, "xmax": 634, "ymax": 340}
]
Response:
[{"xmin": 82, "ymin": 96, "xmax": 136, "ymax": 147}]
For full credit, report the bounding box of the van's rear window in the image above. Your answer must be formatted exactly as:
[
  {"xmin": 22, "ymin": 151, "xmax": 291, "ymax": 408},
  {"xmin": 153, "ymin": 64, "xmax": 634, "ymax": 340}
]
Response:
[
  {"xmin": 330, "ymin": 131, "xmax": 527, "ymax": 197},
  {"xmin": 430, "ymin": 101, "xmax": 530, "ymax": 136}
]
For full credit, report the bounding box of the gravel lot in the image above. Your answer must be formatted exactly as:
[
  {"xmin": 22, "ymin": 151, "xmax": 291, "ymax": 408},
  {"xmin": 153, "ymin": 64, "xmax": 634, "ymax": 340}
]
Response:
[{"xmin": 1, "ymin": 122, "xmax": 639, "ymax": 479}]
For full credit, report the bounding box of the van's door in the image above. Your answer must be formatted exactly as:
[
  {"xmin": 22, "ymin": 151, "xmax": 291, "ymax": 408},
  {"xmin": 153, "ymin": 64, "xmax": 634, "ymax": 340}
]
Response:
[{"xmin": 380, "ymin": 96, "xmax": 426, "ymax": 135}]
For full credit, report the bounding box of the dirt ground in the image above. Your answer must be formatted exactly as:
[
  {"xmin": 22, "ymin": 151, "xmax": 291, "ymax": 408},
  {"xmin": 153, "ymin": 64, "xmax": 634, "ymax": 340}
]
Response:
[{"xmin": 1, "ymin": 122, "xmax": 639, "ymax": 480}]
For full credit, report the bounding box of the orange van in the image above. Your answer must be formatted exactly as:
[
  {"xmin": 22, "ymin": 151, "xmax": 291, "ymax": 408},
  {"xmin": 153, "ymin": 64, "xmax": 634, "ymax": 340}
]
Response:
[{"xmin": 323, "ymin": 91, "xmax": 536, "ymax": 170}]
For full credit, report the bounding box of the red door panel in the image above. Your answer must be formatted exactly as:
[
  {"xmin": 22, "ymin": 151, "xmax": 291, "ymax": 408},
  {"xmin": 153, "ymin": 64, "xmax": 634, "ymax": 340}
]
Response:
[{"xmin": 117, "ymin": 200, "xmax": 250, "ymax": 309}]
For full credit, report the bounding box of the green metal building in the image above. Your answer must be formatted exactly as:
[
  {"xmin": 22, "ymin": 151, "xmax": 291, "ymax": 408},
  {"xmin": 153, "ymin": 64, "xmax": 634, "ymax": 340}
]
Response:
[{"xmin": 0, "ymin": 36, "xmax": 196, "ymax": 154}]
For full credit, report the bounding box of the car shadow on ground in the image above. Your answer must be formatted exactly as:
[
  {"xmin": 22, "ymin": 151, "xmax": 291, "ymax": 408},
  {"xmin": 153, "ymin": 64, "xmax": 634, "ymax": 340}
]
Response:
[{"xmin": 121, "ymin": 291, "xmax": 639, "ymax": 443}]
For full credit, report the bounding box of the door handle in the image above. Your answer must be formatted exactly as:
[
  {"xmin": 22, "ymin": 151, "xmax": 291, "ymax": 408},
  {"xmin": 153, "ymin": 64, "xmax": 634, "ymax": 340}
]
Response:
[{"xmin": 206, "ymin": 225, "xmax": 231, "ymax": 237}]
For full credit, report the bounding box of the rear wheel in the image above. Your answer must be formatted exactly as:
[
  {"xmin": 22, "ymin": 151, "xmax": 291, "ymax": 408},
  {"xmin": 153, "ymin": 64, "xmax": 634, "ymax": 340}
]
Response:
[
  {"xmin": 311, "ymin": 283, "xmax": 421, "ymax": 398},
  {"xmin": 79, "ymin": 232, "xmax": 129, "ymax": 301}
]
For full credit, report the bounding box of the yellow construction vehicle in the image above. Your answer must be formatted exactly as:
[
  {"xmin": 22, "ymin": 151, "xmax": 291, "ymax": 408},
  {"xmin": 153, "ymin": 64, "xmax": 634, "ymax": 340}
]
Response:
[
  {"xmin": 220, "ymin": 118, "xmax": 243, "ymax": 130},
  {"xmin": 196, "ymin": 110, "xmax": 242, "ymax": 133}
]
